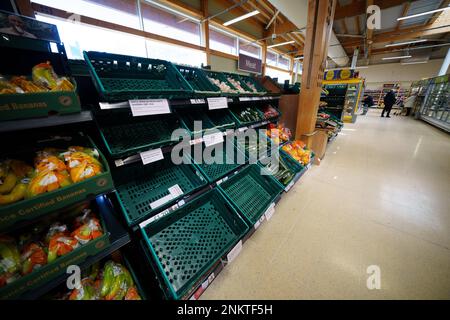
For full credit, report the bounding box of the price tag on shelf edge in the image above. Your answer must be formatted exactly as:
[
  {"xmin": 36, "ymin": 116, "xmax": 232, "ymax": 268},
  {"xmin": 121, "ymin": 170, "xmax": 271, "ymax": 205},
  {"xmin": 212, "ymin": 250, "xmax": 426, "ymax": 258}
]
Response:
[
  {"xmin": 226, "ymin": 240, "xmax": 242, "ymax": 263},
  {"xmin": 129, "ymin": 99, "xmax": 171, "ymax": 116},
  {"xmin": 149, "ymin": 184, "xmax": 183, "ymax": 210},
  {"xmin": 264, "ymin": 203, "xmax": 275, "ymax": 221},
  {"xmin": 203, "ymin": 132, "xmax": 224, "ymax": 147},
  {"xmin": 285, "ymin": 181, "xmax": 295, "ymax": 192},
  {"xmin": 239, "ymin": 97, "xmax": 251, "ymax": 102},
  {"xmin": 254, "ymin": 215, "xmax": 265, "ymax": 230},
  {"xmin": 140, "ymin": 148, "xmax": 164, "ymax": 165},
  {"xmin": 207, "ymin": 97, "xmax": 228, "ymax": 110},
  {"xmin": 190, "ymin": 99, "xmax": 205, "ymax": 105}
]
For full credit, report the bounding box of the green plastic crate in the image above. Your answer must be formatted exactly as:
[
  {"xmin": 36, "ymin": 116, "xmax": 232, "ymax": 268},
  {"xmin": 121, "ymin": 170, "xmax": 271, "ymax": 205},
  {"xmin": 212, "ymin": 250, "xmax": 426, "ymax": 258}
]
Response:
[
  {"xmin": 230, "ymin": 106, "xmax": 266, "ymax": 126},
  {"xmin": 203, "ymin": 70, "xmax": 239, "ymax": 96},
  {"xmin": 238, "ymin": 74, "xmax": 268, "ymax": 95},
  {"xmin": 178, "ymin": 109, "xmax": 236, "ymax": 135},
  {"xmin": 0, "ymin": 202, "xmax": 110, "ymax": 299},
  {"xmin": 0, "ymin": 135, "xmax": 113, "ymax": 231},
  {"xmin": 114, "ymin": 157, "xmax": 207, "ymax": 226},
  {"xmin": 218, "ymin": 164, "xmax": 283, "ymax": 225},
  {"xmin": 83, "ymin": 51, "xmax": 193, "ymax": 101},
  {"xmin": 141, "ymin": 188, "xmax": 248, "ymax": 300},
  {"xmin": 175, "ymin": 65, "xmax": 220, "ymax": 95},
  {"xmin": 223, "ymin": 72, "xmax": 256, "ymax": 95},
  {"xmin": 235, "ymin": 133, "xmax": 278, "ymax": 163},
  {"xmin": 95, "ymin": 113, "xmax": 182, "ymax": 159},
  {"xmin": 259, "ymin": 149, "xmax": 304, "ymax": 188},
  {"xmin": 257, "ymin": 105, "xmax": 282, "ymax": 121},
  {"xmin": 190, "ymin": 143, "xmax": 246, "ymax": 184}
]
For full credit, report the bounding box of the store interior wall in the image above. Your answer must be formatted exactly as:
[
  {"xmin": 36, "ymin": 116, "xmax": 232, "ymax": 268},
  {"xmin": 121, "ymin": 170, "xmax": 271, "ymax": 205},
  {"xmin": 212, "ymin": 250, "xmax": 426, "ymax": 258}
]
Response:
[
  {"xmin": 358, "ymin": 59, "xmax": 448, "ymax": 89},
  {"xmin": 209, "ymin": 54, "xmax": 250, "ymax": 75}
]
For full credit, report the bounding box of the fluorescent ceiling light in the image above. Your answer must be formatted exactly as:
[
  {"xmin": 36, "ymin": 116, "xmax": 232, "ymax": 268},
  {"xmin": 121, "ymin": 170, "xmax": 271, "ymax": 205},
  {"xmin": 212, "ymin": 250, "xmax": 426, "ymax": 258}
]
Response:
[
  {"xmin": 382, "ymin": 55, "xmax": 412, "ymax": 60},
  {"xmin": 401, "ymin": 61, "xmax": 428, "ymax": 65},
  {"xmin": 385, "ymin": 39, "xmax": 427, "ymax": 47},
  {"xmin": 294, "ymin": 56, "xmax": 303, "ymax": 60},
  {"xmin": 397, "ymin": 6, "xmax": 450, "ymax": 21},
  {"xmin": 223, "ymin": 10, "xmax": 259, "ymax": 26},
  {"xmin": 267, "ymin": 40, "xmax": 295, "ymax": 48},
  {"xmin": 354, "ymin": 66, "xmax": 369, "ymax": 69}
]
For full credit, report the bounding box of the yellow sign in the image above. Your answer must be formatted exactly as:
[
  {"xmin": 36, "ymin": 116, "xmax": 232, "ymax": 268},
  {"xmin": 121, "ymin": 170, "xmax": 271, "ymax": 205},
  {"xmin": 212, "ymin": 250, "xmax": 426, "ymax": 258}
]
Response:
[
  {"xmin": 340, "ymin": 69, "xmax": 351, "ymax": 80},
  {"xmin": 325, "ymin": 71, "xmax": 334, "ymax": 80}
]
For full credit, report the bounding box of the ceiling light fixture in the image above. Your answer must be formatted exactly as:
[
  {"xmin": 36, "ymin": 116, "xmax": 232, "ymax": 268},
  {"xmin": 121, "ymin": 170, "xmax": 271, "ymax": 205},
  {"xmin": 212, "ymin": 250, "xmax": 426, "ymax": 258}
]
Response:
[
  {"xmin": 223, "ymin": 10, "xmax": 259, "ymax": 26},
  {"xmin": 267, "ymin": 40, "xmax": 295, "ymax": 48},
  {"xmin": 401, "ymin": 61, "xmax": 428, "ymax": 65},
  {"xmin": 385, "ymin": 39, "xmax": 428, "ymax": 47},
  {"xmin": 354, "ymin": 66, "xmax": 369, "ymax": 69},
  {"xmin": 382, "ymin": 55, "xmax": 412, "ymax": 60},
  {"xmin": 397, "ymin": 6, "xmax": 450, "ymax": 21}
]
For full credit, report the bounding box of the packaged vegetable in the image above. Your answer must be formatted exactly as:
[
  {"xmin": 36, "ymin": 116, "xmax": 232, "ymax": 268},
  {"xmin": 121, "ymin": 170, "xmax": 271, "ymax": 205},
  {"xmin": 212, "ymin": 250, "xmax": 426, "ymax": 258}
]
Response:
[
  {"xmin": 0, "ymin": 236, "xmax": 21, "ymax": 287},
  {"xmin": 125, "ymin": 286, "xmax": 141, "ymax": 300},
  {"xmin": 47, "ymin": 233, "xmax": 79, "ymax": 263},
  {"xmin": 69, "ymin": 278, "xmax": 97, "ymax": 300},
  {"xmin": 71, "ymin": 213, "xmax": 103, "ymax": 245},
  {"xmin": 21, "ymin": 242, "xmax": 47, "ymax": 275},
  {"xmin": 31, "ymin": 61, "xmax": 58, "ymax": 90}
]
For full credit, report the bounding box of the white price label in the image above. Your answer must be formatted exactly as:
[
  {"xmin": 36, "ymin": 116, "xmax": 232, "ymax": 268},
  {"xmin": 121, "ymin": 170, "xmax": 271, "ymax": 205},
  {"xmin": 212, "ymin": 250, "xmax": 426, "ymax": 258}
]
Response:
[
  {"xmin": 149, "ymin": 184, "xmax": 183, "ymax": 210},
  {"xmin": 207, "ymin": 97, "xmax": 228, "ymax": 110},
  {"xmin": 189, "ymin": 138, "xmax": 203, "ymax": 145},
  {"xmin": 114, "ymin": 159, "xmax": 124, "ymax": 167},
  {"xmin": 169, "ymin": 184, "xmax": 183, "ymax": 197},
  {"xmin": 190, "ymin": 99, "xmax": 205, "ymax": 104},
  {"xmin": 265, "ymin": 203, "xmax": 275, "ymax": 221},
  {"xmin": 226, "ymin": 240, "xmax": 242, "ymax": 263},
  {"xmin": 239, "ymin": 97, "xmax": 251, "ymax": 102},
  {"xmin": 99, "ymin": 101, "xmax": 129, "ymax": 110},
  {"xmin": 284, "ymin": 181, "xmax": 295, "ymax": 192},
  {"xmin": 129, "ymin": 99, "xmax": 171, "ymax": 116},
  {"xmin": 203, "ymin": 132, "xmax": 224, "ymax": 147},
  {"xmin": 238, "ymin": 126, "xmax": 248, "ymax": 132},
  {"xmin": 140, "ymin": 148, "xmax": 164, "ymax": 165}
]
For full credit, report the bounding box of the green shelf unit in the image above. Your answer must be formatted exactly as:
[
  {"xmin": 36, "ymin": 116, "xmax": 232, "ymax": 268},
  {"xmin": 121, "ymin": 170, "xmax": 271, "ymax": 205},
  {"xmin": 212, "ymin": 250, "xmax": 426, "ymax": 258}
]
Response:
[
  {"xmin": 177, "ymin": 108, "xmax": 236, "ymax": 136},
  {"xmin": 95, "ymin": 113, "xmax": 182, "ymax": 159},
  {"xmin": 0, "ymin": 200, "xmax": 111, "ymax": 300},
  {"xmin": 190, "ymin": 143, "xmax": 246, "ymax": 184},
  {"xmin": 218, "ymin": 164, "xmax": 283, "ymax": 225},
  {"xmin": 175, "ymin": 65, "xmax": 220, "ymax": 96},
  {"xmin": 141, "ymin": 188, "xmax": 248, "ymax": 300},
  {"xmin": 203, "ymin": 70, "xmax": 239, "ymax": 96},
  {"xmin": 235, "ymin": 133, "xmax": 279, "ymax": 164},
  {"xmin": 237, "ymin": 74, "xmax": 268, "ymax": 95},
  {"xmin": 0, "ymin": 135, "xmax": 113, "ymax": 231},
  {"xmin": 259, "ymin": 149, "xmax": 304, "ymax": 188},
  {"xmin": 114, "ymin": 157, "xmax": 207, "ymax": 227},
  {"xmin": 229, "ymin": 106, "xmax": 266, "ymax": 127},
  {"xmin": 83, "ymin": 51, "xmax": 193, "ymax": 101},
  {"xmin": 222, "ymin": 72, "xmax": 256, "ymax": 95}
]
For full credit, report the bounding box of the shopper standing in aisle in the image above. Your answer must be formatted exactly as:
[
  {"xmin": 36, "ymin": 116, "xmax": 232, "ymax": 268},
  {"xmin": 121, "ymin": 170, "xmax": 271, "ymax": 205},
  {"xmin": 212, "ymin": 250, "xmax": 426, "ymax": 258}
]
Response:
[
  {"xmin": 361, "ymin": 94, "xmax": 374, "ymax": 115},
  {"xmin": 381, "ymin": 88, "xmax": 397, "ymax": 118}
]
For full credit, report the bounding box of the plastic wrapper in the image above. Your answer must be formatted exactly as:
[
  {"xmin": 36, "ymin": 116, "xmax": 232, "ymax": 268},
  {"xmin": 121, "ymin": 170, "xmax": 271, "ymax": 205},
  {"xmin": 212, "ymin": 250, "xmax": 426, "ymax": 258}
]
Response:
[
  {"xmin": 20, "ymin": 242, "xmax": 47, "ymax": 275},
  {"xmin": 10, "ymin": 76, "xmax": 48, "ymax": 93},
  {"xmin": 0, "ymin": 75, "xmax": 24, "ymax": 94},
  {"xmin": 71, "ymin": 211, "xmax": 103, "ymax": 245},
  {"xmin": 62, "ymin": 151, "xmax": 103, "ymax": 183},
  {"xmin": 47, "ymin": 233, "xmax": 79, "ymax": 263},
  {"xmin": 0, "ymin": 159, "xmax": 32, "ymax": 206},
  {"xmin": 0, "ymin": 236, "xmax": 21, "ymax": 287},
  {"xmin": 69, "ymin": 278, "xmax": 97, "ymax": 300}
]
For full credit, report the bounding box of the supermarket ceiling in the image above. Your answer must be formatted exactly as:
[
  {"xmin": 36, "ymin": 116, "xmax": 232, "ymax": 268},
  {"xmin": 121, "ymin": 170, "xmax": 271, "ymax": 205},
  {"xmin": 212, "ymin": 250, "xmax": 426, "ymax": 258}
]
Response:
[{"xmin": 332, "ymin": 0, "xmax": 450, "ymax": 66}]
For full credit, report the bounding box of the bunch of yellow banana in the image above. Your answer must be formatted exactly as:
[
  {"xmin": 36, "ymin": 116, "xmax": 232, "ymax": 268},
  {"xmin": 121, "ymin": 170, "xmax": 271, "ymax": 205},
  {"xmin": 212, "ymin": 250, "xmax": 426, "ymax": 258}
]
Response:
[
  {"xmin": 0, "ymin": 236, "xmax": 21, "ymax": 287},
  {"xmin": 0, "ymin": 160, "xmax": 33, "ymax": 206},
  {"xmin": 100, "ymin": 261, "xmax": 134, "ymax": 300}
]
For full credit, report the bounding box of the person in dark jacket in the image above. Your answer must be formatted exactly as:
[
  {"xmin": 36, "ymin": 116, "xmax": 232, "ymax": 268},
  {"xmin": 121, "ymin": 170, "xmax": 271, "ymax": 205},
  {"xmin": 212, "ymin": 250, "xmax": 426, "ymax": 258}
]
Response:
[
  {"xmin": 361, "ymin": 94, "xmax": 374, "ymax": 115},
  {"xmin": 382, "ymin": 89, "xmax": 396, "ymax": 118}
]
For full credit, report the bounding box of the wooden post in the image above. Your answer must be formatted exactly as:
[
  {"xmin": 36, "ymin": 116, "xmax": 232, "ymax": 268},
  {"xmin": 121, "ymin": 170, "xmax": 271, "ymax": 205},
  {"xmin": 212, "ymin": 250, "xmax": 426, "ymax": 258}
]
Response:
[
  {"xmin": 295, "ymin": 0, "xmax": 336, "ymax": 146},
  {"xmin": 201, "ymin": 0, "xmax": 211, "ymax": 66}
]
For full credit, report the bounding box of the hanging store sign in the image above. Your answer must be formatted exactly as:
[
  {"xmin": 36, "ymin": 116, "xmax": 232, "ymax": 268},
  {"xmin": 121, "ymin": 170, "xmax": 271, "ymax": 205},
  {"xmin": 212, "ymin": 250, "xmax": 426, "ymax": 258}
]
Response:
[
  {"xmin": 324, "ymin": 69, "xmax": 356, "ymax": 81},
  {"xmin": 238, "ymin": 53, "xmax": 262, "ymax": 74}
]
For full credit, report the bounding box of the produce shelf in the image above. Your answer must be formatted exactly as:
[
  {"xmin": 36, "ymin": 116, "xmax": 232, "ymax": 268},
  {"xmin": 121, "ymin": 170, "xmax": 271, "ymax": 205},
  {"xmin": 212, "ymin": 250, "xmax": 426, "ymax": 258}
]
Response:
[
  {"xmin": 3, "ymin": 195, "xmax": 130, "ymax": 300},
  {"xmin": 84, "ymin": 51, "xmax": 193, "ymax": 101},
  {"xmin": 0, "ymin": 134, "xmax": 114, "ymax": 231},
  {"xmin": 140, "ymin": 188, "xmax": 248, "ymax": 300},
  {"xmin": 95, "ymin": 113, "xmax": 182, "ymax": 159},
  {"xmin": 175, "ymin": 65, "xmax": 220, "ymax": 96},
  {"xmin": 259, "ymin": 150, "xmax": 304, "ymax": 189},
  {"xmin": 177, "ymin": 108, "xmax": 236, "ymax": 135},
  {"xmin": 218, "ymin": 164, "xmax": 283, "ymax": 225},
  {"xmin": 203, "ymin": 70, "xmax": 239, "ymax": 96},
  {"xmin": 0, "ymin": 110, "xmax": 93, "ymax": 133},
  {"xmin": 114, "ymin": 156, "xmax": 208, "ymax": 227},
  {"xmin": 230, "ymin": 106, "xmax": 266, "ymax": 127}
]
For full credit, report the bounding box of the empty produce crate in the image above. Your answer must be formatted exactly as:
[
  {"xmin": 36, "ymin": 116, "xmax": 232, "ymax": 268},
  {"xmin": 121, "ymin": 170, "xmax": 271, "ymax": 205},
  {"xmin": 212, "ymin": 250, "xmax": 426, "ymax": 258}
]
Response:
[
  {"xmin": 114, "ymin": 157, "xmax": 207, "ymax": 226},
  {"xmin": 175, "ymin": 65, "xmax": 220, "ymax": 96},
  {"xmin": 141, "ymin": 188, "xmax": 248, "ymax": 299},
  {"xmin": 95, "ymin": 113, "xmax": 182, "ymax": 158},
  {"xmin": 218, "ymin": 164, "xmax": 283, "ymax": 225},
  {"xmin": 84, "ymin": 51, "xmax": 193, "ymax": 101}
]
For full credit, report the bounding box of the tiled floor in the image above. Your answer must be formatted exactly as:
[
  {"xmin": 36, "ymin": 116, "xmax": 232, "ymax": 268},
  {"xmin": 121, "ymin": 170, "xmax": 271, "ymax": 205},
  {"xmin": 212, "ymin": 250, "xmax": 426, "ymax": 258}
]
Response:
[{"xmin": 202, "ymin": 109, "xmax": 450, "ymax": 300}]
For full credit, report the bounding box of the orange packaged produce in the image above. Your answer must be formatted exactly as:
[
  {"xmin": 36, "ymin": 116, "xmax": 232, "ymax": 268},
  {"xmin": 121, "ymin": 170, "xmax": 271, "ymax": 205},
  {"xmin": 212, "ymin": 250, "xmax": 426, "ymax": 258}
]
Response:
[{"xmin": 282, "ymin": 140, "xmax": 312, "ymax": 166}]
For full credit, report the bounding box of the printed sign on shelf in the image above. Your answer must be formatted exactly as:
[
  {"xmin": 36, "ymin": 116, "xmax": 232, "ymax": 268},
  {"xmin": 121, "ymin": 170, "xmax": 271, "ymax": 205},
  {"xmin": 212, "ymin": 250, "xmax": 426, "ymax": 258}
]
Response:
[
  {"xmin": 226, "ymin": 240, "xmax": 243, "ymax": 263},
  {"xmin": 140, "ymin": 148, "xmax": 164, "ymax": 165},
  {"xmin": 203, "ymin": 132, "xmax": 224, "ymax": 147},
  {"xmin": 129, "ymin": 99, "xmax": 171, "ymax": 116},
  {"xmin": 207, "ymin": 97, "xmax": 228, "ymax": 110}
]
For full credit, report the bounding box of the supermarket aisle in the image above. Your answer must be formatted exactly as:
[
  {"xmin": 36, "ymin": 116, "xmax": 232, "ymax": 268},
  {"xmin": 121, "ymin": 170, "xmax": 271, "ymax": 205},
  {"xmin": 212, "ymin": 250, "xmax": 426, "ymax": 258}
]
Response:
[{"xmin": 202, "ymin": 108, "xmax": 450, "ymax": 300}]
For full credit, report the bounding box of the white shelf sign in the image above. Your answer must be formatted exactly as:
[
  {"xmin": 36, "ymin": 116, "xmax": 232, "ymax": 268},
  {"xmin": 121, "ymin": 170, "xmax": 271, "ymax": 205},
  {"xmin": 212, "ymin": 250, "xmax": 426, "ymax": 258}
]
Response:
[
  {"xmin": 129, "ymin": 99, "xmax": 171, "ymax": 116},
  {"xmin": 207, "ymin": 97, "xmax": 228, "ymax": 110},
  {"xmin": 190, "ymin": 99, "xmax": 205, "ymax": 105},
  {"xmin": 203, "ymin": 132, "xmax": 224, "ymax": 147},
  {"xmin": 149, "ymin": 184, "xmax": 183, "ymax": 210},
  {"xmin": 284, "ymin": 181, "xmax": 295, "ymax": 192},
  {"xmin": 140, "ymin": 148, "xmax": 164, "ymax": 165},
  {"xmin": 226, "ymin": 240, "xmax": 242, "ymax": 263},
  {"xmin": 264, "ymin": 203, "xmax": 275, "ymax": 221}
]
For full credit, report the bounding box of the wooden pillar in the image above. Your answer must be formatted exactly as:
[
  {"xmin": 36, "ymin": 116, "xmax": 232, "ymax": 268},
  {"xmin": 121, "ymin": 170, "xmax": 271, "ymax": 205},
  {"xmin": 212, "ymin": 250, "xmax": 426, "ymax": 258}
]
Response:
[
  {"xmin": 201, "ymin": 0, "xmax": 211, "ymax": 66},
  {"xmin": 295, "ymin": 0, "xmax": 336, "ymax": 146},
  {"xmin": 262, "ymin": 41, "xmax": 267, "ymax": 76}
]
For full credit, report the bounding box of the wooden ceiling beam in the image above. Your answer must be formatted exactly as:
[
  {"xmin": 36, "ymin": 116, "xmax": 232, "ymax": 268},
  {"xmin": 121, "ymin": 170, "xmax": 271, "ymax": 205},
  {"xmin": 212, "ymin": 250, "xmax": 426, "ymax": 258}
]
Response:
[
  {"xmin": 334, "ymin": 0, "xmax": 405, "ymax": 20},
  {"xmin": 396, "ymin": 2, "xmax": 411, "ymax": 30},
  {"xmin": 428, "ymin": 0, "xmax": 450, "ymax": 25},
  {"xmin": 341, "ymin": 19, "xmax": 349, "ymax": 34}
]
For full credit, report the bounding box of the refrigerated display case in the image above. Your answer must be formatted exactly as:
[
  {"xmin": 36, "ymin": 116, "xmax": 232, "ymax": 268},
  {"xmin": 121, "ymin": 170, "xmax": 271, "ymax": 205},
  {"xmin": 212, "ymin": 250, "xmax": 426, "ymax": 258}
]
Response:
[{"xmin": 419, "ymin": 75, "xmax": 450, "ymax": 132}]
